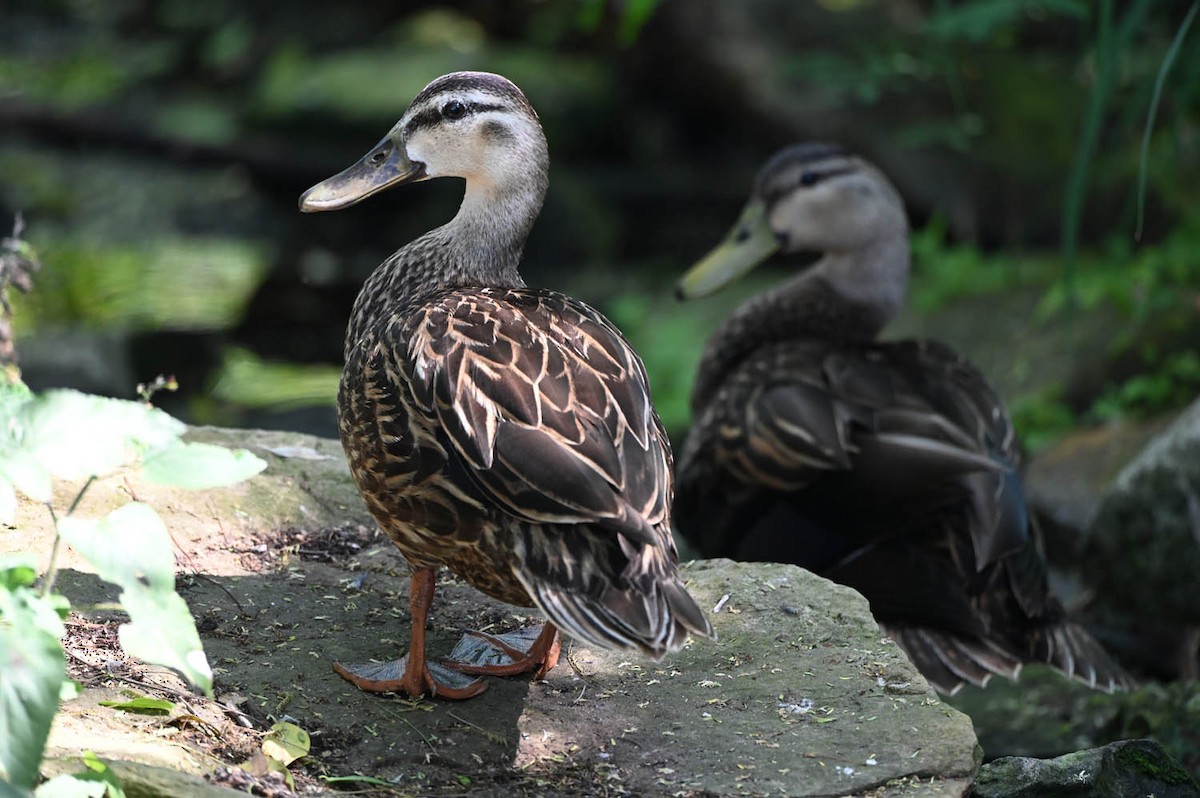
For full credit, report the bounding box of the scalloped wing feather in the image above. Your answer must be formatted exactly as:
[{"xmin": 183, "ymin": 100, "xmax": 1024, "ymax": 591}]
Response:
[
  {"xmin": 681, "ymin": 338, "xmax": 1027, "ymax": 564},
  {"xmin": 404, "ymin": 288, "xmax": 667, "ymax": 541}
]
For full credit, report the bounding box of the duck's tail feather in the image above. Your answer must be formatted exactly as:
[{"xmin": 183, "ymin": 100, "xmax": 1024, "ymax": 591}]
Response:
[
  {"xmin": 886, "ymin": 621, "xmax": 1136, "ymax": 695},
  {"xmin": 1031, "ymin": 621, "xmax": 1136, "ymax": 693},
  {"xmin": 527, "ymin": 573, "xmax": 714, "ymax": 658},
  {"xmin": 885, "ymin": 624, "xmax": 1023, "ymax": 696}
]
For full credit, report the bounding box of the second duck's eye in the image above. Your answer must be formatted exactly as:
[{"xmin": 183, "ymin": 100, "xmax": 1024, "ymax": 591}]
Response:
[
  {"xmin": 799, "ymin": 170, "xmax": 820, "ymax": 187},
  {"xmin": 442, "ymin": 100, "xmax": 467, "ymax": 120}
]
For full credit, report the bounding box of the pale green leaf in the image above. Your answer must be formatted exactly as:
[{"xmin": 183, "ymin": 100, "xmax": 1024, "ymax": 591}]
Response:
[
  {"xmin": 56, "ymin": 504, "xmax": 211, "ymax": 695},
  {"xmin": 140, "ymin": 441, "xmax": 267, "ymax": 490},
  {"xmin": 33, "ymin": 753, "xmax": 123, "ymax": 798},
  {"xmin": 0, "ymin": 380, "xmax": 33, "ymax": 422},
  {"xmin": 0, "ymin": 452, "xmax": 51, "ymax": 504},
  {"xmin": 0, "ymin": 558, "xmax": 37, "ymax": 591},
  {"xmin": 0, "ymin": 589, "xmax": 66, "ymax": 790},
  {"xmin": 117, "ymin": 585, "xmax": 212, "ymax": 696},
  {"xmin": 97, "ymin": 696, "xmax": 174, "ymax": 715},
  {"xmin": 0, "ymin": 778, "xmax": 30, "ymax": 798},
  {"xmin": 57, "ymin": 504, "xmax": 175, "ymax": 593},
  {"xmin": 11, "ymin": 390, "xmax": 185, "ymax": 482},
  {"xmin": 32, "ymin": 774, "xmax": 107, "ymax": 798},
  {"xmin": 59, "ymin": 679, "xmax": 82, "ymax": 702},
  {"xmin": 262, "ymin": 721, "xmax": 310, "ymax": 766}
]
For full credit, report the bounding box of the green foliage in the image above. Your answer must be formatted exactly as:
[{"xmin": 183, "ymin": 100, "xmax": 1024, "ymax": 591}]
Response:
[
  {"xmin": 209, "ymin": 347, "xmax": 340, "ymax": 411},
  {"xmin": 908, "ymin": 216, "xmax": 1055, "ymax": 314},
  {"xmin": 923, "ymin": 0, "xmax": 1089, "ymax": 42},
  {"xmin": 58, "ymin": 504, "xmax": 213, "ymax": 694},
  {"xmin": 7, "ymin": 232, "xmax": 270, "ymax": 333},
  {"xmin": 0, "ymin": 563, "xmax": 66, "ymax": 791},
  {"xmin": 32, "ymin": 753, "xmax": 124, "ymax": 798},
  {"xmin": 577, "ymin": 0, "xmax": 663, "ymax": 44},
  {"xmin": 909, "ymin": 202, "xmax": 1200, "ymax": 449},
  {"xmin": 603, "ymin": 289, "xmax": 707, "ymax": 440},
  {"xmin": 1092, "ymin": 351, "xmax": 1200, "ymax": 421},
  {"xmin": 0, "ymin": 379, "xmax": 267, "ymax": 790}
]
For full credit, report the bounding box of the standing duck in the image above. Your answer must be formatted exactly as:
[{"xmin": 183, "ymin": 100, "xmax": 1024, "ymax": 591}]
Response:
[
  {"xmin": 300, "ymin": 72, "xmax": 713, "ymax": 700},
  {"xmin": 673, "ymin": 143, "xmax": 1130, "ymax": 695}
]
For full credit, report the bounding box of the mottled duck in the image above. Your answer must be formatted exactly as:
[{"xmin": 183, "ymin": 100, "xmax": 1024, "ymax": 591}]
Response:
[
  {"xmin": 299, "ymin": 72, "xmax": 713, "ymax": 699},
  {"xmin": 673, "ymin": 143, "xmax": 1130, "ymax": 695}
]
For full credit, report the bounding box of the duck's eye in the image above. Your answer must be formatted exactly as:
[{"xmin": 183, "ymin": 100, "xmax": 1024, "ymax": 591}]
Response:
[
  {"xmin": 442, "ymin": 100, "xmax": 467, "ymax": 120},
  {"xmin": 799, "ymin": 170, "xmax": 820, "ymax": 187}
]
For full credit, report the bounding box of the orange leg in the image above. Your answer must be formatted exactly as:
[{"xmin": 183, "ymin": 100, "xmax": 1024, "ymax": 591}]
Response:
[
  {"xmin": 448, "ymin": 622, "xmax": 562, "ymax": 679},
  {"xmin": 333, "ymin": 568, "xmax": 487, "ymax": 700}
]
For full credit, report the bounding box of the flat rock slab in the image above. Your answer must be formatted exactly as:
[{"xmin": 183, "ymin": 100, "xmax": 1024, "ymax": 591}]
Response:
[
  {"xmin": 14, "ymin": 427, "xmax": 980, "ymax": 797},
  {"xmin": 520, "ymin": 559, "xmax": 981, "ymax": 797}
]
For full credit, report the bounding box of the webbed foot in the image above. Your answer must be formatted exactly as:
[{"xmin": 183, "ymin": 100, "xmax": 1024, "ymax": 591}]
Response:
[
  {"xmin": 333, "ymin": 656, "xmax": 487, "ymax": 699},
  {"xmin": 445, "ymin": 623, "xmax": 561, "ymax": 679}
]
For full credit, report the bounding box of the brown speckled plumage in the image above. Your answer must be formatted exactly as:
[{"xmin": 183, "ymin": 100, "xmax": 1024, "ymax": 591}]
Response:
[{"xmin": 302, "ymin": 73, "xmax": 711, "ymax": 697}]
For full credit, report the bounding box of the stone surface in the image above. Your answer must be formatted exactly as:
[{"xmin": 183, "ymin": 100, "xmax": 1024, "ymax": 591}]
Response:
[
  {"xmin": 1078, "ymin": 399, "xmax": 1200, "ymax": 680},
  {"xmin": 972, "ymin": 739, "xmax": 1200, "ymax": 798},
  {"xmin": 10, "ymin": 426, "xmax": 981, "ymax": 797},
  {"xmin": 1023, "ymin": 415, "xmax": 1177, "ymax": 543}
]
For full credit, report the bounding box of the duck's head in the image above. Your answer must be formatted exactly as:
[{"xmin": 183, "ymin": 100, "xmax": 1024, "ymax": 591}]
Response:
[
  {"xmin": 676, "ymin": 143, "xmax": 908, "ymax": 299},
  {"xmin": 300, "ymin": 71, "xmax": 548, "ymax": 212}
]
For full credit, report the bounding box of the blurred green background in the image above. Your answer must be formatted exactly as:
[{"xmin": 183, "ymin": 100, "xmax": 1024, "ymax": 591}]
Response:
[{"xmin": 2, "ymin": 0, "xmax": 1197, "ymax": 451}]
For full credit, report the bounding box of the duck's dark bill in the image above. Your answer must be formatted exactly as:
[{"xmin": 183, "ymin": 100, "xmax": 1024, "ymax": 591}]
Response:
[{"xmin": 299, "ymin": 137, "xmax": 426, "ymax": 212}]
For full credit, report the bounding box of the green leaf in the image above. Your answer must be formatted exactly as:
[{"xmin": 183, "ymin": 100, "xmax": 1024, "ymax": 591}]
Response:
[
  {"xmin": 0, "ymin": 557, "xmax": 37, "ymax": 591},
  {"xmin": 5, "ymin": 390, "xmax": 185, "ymax": 484},
  {"xmin": 97, "ymin": 696, "xmax": 174, "ymax": 715},
  {"xmin": 58, "ymin": 504, "xmax": 176, "ymax": 593},
  {"xmin": 0, "ymin": 452, "xmax": 51, "ymax": 504},
  {"xmin": 261, "ymin": 721, "xmax": 310, "ymax": 767},
  {"xmin": 32, "ymin": 773, "xmax": 107, "ymax": 798},
  {"xmin": 140, "ymin": 441, "xmax": 267, "ymax": 490},
  {"xmin": 0, "ymin": 588, "xmax": 66, "ymax": 790},
  {"xmin": 33, "ymin": 753, "xmax": 124, "ymax": 798},
  {"xmin": 116, "ymin": 584, "xmax": 212, "ymax": 697},
  {"xmin": 0, "ymin": 380, "xmax": 32, "ymax": 419},
  {"xmin": 0, "ymin": 778, "xmax": 31, "ymax": 798},
  {"xmin": 57, "ymin": 504, "xmax": 212, "ymax": 696}
]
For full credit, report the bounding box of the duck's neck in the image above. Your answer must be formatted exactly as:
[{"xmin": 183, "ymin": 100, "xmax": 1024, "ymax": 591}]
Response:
[
  {"xmin": 349, "ymin": 167, "xmax": 548, "ymax": 341},
  {"xmin": 693, "ymin": 235, "xmax": 910, "ymax": 404}
]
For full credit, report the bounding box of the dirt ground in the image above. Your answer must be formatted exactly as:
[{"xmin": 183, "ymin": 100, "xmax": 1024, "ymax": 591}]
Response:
[{"xmin": 47, "ymin": 520, "xmax": 648, "ymax": 797}]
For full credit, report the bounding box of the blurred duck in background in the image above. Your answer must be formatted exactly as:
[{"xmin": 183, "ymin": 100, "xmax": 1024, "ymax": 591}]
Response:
[{"xmin": 672, "ymin": 143, "xmax": 1132, "ymax": 695}]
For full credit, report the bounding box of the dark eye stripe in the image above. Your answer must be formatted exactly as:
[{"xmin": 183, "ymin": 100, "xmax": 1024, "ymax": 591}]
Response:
[
  {"xmin": 761, "ymin": 164, "xmax": 857, "ymax": 204},
  {"xmin": 403, "ymin": 101, "xmax": 507, "ymax": 137}
]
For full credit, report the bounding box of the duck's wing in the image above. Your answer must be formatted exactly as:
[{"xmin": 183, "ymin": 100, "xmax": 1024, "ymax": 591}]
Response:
[
  {"xmin": 677, "ymin": 337, "xmax": 1133, "ymax": 693},
  {"xmin": 678, "ymin": 339, "xmax": 1026, "ymax": 565},
  {"xmin": 403, "ymin": 288, "xmax": 712, "ymax": 654}
]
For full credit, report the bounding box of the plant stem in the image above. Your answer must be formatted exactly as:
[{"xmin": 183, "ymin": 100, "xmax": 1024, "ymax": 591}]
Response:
[
  {"xmin": 40, "ymin": 476, "xmax": 98, "ymax": 598},
  {"xmin": 1135, "ymin": 1, "xmax": 1198, "ymax": 241},
  {"xmin": 67, "ymin": 475, "xmax": 97, "ymax": 515}
]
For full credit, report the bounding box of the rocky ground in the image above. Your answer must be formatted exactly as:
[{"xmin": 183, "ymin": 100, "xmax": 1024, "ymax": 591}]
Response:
[{"xmin": 12, "ymin": 427, "xmax": 982, "ymax": 798}]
